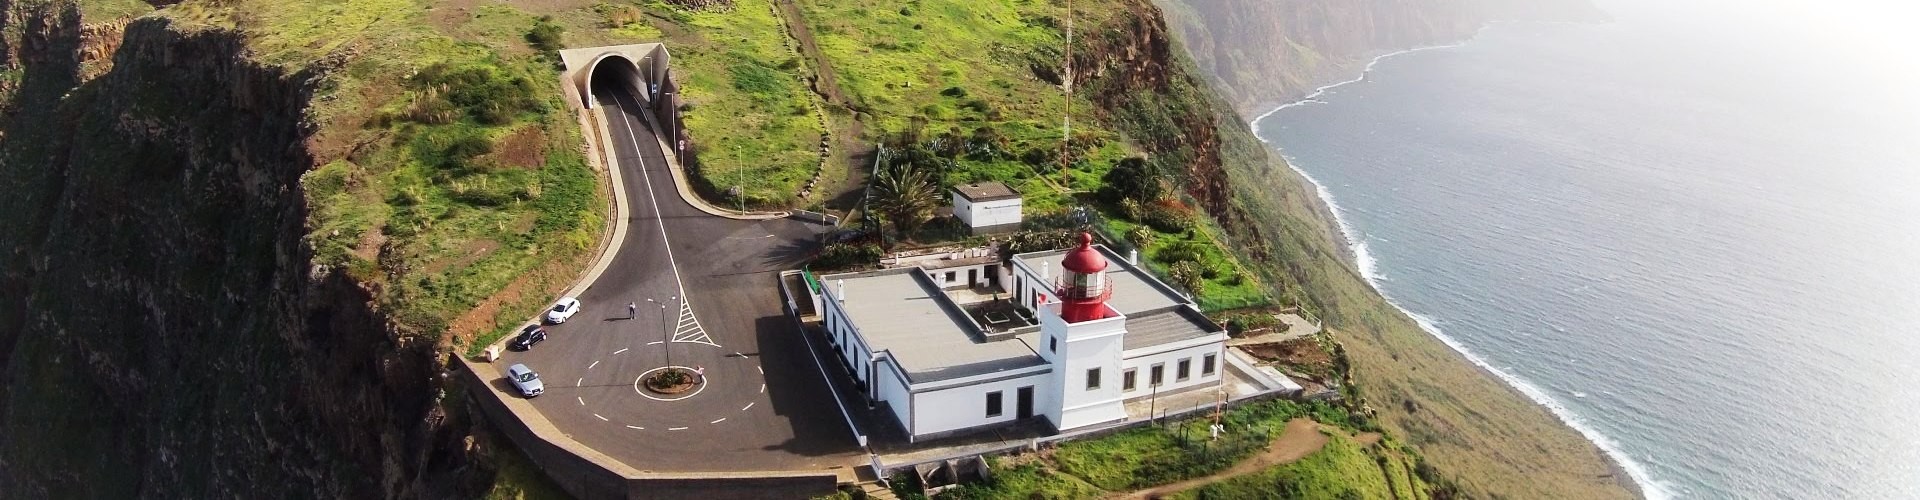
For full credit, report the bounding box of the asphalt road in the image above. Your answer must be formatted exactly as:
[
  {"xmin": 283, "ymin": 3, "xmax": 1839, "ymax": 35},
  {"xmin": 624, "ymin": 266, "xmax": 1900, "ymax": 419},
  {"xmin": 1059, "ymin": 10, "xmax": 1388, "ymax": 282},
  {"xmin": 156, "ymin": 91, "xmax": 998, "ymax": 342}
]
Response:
[{"xmin": 497, "ymin": 83, "xmax": 859, "ymax": 473}]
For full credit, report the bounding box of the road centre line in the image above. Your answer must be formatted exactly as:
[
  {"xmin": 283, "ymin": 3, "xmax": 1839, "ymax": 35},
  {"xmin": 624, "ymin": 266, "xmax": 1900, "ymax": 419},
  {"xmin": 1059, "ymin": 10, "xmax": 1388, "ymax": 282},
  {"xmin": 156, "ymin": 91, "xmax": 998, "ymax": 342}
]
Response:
[
  {"xmin": 668, "ymin": 427, "xmax": 688, "ymax": 431},
  {"xmin": 710, "ymin": 418, "xmax": 727, "ymax": 424},
  {"xmin": 742, "ymin": 402, "xmax": 755, "ymax": 411},
  {"xmin": 610, "ymin": 92, "xmax": 692, "ymax": 301},
  {"xmin": 760, "ymin": 383, "xmax": 766, "ymax": 394},
  {"xmin": 577, "ymin": 397, "xmax": 585, "ymax": 406},
  {"xmin": 588, "ymin": 360, "xmax": 600, "ymax": 370},
  {"xmin": 646, "ymin": 341, "xmax": 663, "ymax": 345},
  {"xmin": 626, "ymin": 425, "xmax": 644, "ymax": 430},
  {"xmin": 577, "ymin": 378, "xmax": 584, "ymax": 387},
  {"xmin": 595, "ymin": 414, "xmax": 609, "ymax": 421},
  {"xmin": 613, "ymin": 348, "xmax": 629, "ymax": 355}
]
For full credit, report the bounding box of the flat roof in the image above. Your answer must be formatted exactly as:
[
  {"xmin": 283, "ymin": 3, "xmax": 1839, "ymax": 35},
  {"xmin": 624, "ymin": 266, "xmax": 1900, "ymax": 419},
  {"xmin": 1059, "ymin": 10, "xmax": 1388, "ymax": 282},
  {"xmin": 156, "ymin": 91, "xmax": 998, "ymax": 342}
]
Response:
[
  {"xmin": 1014, "ymin": 245, "xmax": 1187, "ymax": 315},
  {"xmin": 1123, "ymin": 306, "xmax": 1224, "ymax": 351},
  {"xmin": 823, "ymin": 268, "xmax": 1046, "ymax": 384},
  {"xmin": 951, "ymin": 182, "xmax": 1020, "ymax": 202}
]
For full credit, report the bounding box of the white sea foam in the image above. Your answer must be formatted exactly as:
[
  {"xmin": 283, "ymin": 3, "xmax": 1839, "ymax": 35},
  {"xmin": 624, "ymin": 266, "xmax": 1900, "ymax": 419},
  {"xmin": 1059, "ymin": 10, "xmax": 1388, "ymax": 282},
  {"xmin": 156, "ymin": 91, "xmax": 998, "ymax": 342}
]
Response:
[{"xmin": 1247, "ymin": 27, "xmax": 1672, "ymax": 500}]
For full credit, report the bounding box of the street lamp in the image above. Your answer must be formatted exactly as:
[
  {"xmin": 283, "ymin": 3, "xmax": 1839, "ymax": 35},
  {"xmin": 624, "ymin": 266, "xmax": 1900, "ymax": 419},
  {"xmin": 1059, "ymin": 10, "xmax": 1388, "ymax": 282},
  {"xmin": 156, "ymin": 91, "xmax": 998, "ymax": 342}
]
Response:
[{"xmin": 648, "ymin": 296, "xmax": 677, "ymax": 367}]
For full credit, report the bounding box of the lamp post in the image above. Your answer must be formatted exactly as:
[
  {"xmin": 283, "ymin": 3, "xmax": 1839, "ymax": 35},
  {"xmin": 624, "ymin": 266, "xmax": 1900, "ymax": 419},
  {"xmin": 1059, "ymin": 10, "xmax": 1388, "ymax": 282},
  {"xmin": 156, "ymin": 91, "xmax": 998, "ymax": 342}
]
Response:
[{"xmin": 648, "ymin": 296, "xmax": 677, "ymax": 368}]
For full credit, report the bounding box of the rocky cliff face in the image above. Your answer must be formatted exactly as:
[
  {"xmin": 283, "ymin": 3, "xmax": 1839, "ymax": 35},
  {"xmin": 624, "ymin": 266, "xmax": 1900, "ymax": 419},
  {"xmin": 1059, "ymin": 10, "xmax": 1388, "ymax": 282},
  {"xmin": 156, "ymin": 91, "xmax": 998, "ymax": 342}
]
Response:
[
  {"xmin": 0, "ymin": 4, "xmax": 480, "ymax": 497},
  {"xmin": 1154, "ymin": 0, "xmax": 1603, "ymax": 115}
]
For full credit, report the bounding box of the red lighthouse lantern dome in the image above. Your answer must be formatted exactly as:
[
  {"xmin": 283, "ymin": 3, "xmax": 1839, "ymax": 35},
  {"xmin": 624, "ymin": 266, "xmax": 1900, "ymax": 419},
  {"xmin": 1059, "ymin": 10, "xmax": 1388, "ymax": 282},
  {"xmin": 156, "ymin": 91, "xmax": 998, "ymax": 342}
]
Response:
[{"xmin": 1057, "ymin": 232, "xmax": 1114, "ymax": 323}]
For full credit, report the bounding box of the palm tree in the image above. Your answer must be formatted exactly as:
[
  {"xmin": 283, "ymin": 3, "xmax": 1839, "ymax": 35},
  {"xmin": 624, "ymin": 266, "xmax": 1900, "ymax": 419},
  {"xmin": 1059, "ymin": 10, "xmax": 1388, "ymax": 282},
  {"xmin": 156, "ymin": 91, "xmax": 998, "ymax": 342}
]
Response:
[{"xmin": 869, "ymin": 164, "xmax": 942, "ymax": 239}]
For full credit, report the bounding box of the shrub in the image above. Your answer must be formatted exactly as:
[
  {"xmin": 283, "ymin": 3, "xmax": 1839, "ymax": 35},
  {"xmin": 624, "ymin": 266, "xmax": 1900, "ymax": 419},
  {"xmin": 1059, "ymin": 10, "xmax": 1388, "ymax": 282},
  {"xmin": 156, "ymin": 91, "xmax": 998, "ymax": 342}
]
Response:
[
  {"xmin": 1168, "ymin": 261, "xmax": 1204, "ymax": 296},
  {"xmin": 1126, "ymin": 226, "xmax": 1154, "ymax": 248},
  {"xmin": 412, "ymin": 63, "xmax": 543, "ymax": 125},
  {"xmin": 1098, "ymin": 157, "xmax": 1162, "ymax": 204},
  {"xmin": 940, "ymin": 86, "xmax": 968, "ymax": 97},
  {"xmin": 1142, "ymin": 203, "xmax": 1194, "ymax": 233},
  {"xmin": 815, "ymin": 242, "xmax": 883, "ymax": 270},
  {"xmin": 1154, "ymin": 240, "xmax": 1206, "ymax": 264},
  {"xmin": 526, "ymin": 16, "xmax": 565, "ymax": 52}
]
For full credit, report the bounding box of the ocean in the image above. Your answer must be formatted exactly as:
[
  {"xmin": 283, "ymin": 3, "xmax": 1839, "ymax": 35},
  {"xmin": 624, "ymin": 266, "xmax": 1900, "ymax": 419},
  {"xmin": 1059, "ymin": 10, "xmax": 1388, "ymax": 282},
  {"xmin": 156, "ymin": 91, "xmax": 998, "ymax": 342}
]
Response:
[{"xmin": 1250, "ymin": 1, "xmax": 1920, "ymax": 498}]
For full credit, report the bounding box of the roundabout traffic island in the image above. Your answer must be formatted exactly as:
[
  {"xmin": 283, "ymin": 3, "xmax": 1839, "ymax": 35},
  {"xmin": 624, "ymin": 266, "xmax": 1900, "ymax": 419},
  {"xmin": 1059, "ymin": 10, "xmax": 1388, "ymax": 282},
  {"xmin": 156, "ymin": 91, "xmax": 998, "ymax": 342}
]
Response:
[{"xmin": 643, "ymin": 367, "xmax": 698, "ymax": 394}]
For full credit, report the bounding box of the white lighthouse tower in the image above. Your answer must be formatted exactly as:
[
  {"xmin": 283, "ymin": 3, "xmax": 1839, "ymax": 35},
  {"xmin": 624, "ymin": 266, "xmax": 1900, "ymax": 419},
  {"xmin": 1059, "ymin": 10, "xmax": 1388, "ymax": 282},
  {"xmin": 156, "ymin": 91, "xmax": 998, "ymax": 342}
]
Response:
[{"xmin": 1037, "ymin": 233, "xmax": 1130, "ymax": 431}]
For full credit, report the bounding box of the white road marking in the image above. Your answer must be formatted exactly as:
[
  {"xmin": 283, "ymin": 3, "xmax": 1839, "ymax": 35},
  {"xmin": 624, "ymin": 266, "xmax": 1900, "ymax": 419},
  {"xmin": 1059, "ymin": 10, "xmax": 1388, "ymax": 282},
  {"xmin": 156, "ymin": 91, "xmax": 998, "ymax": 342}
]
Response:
[
  {"xmin": 668, "ymin": 426, "xmax": 689, "ymax": 431},
  {"xmin": 577, "ymin": 397, "xmax": 585, "ymax": 406},
  {"xmin": 760, "ymin": 383, "xmax": 766, "ymax": 394},
  {"xmin": 734, "ymin": 352, "xmax": 745, "ymax": 358},
  {"xmin": 587, "ymin": 360, "xmax": 600, "ymax": 370},
  {"xmin": 646, "ymin": 341, "xmax": 663, "ymax": 345},
  {"xmin": 710, "ymin": 418, "xmax": 727, "ymax": 424},
  {"xmin": 595, "ymin": 414, "xmax": 609, "ymax": 421},
  {"xmin": 613, "ymin": 348, "xmax": 629, "ymax": 355},
  {"xmin": 742, "ymin": 402, "xmax": 755, "ymax": 411},
  {"xmin": 756, "ymin": 366, "xmax": 763, "ymax": 375},
  {"xmin": 576, "ymin": 378, "xmax": 584, "ymax": 387},
  {"xmin": 626, "ymin": 425, "xmax": 645, "ymax": 430},
  {"xmin": 611, "ymin": 92, "xmax": 691, "ymax": 304}
]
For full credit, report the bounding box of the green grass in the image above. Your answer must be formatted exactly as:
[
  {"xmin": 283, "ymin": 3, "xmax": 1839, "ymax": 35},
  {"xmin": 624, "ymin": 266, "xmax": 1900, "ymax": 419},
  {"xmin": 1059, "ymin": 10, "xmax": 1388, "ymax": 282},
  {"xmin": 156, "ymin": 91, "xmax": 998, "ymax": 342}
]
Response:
[
  {"xmin": 1099, "ymin": 212, "xmax": 1272, "ymax": 312},
  {"xmin": 581, "ymin": 0, "xmax": 825, "ymax": 209},
  {"xmin": 1048, "ymin": 400, "xmax": 1334, "ymax": 492},
  {"xmin": 939, "ymin": 459, "xmax": 1103, "ymax": 500},
  {"xmin": 1170, "ymin": 435, "xmax": 1422, "ymax": 500}
]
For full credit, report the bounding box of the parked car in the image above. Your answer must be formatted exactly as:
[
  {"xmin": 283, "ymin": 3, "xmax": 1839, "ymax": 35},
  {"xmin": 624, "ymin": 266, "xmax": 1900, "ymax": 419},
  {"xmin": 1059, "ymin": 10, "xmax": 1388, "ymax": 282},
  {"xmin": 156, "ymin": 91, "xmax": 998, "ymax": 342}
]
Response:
[
  {"xmin": 545, "ymin": 297, "xmax": 581, "ymax": 324},
  {"xmin": 506, "ymin": 363, "xmax": 544, "ymax": 397},
  {"xmin": 508, "ymin": 325, "xmax": 548, "ymax": 351}
]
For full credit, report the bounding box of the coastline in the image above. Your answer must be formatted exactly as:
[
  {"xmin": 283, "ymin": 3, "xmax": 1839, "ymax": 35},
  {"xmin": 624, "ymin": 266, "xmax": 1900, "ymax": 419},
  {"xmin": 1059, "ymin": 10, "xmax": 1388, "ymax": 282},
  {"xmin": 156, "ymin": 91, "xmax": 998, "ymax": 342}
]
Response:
[{"xmin": 1245, "ymin": 25, "xmax": 1658, "ymax": 500}]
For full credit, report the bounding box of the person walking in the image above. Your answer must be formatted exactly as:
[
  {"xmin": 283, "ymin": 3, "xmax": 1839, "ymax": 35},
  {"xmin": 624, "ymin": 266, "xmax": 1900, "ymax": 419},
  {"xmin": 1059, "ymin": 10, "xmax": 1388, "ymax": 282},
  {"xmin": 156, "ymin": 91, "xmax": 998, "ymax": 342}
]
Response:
[
  {"xmin": 694, "ymin": 365, "xmax": 706, "ymax": 384},
  {"xmin": 627, "ymin": 301, "xmax": 637, "ymax": 320}
]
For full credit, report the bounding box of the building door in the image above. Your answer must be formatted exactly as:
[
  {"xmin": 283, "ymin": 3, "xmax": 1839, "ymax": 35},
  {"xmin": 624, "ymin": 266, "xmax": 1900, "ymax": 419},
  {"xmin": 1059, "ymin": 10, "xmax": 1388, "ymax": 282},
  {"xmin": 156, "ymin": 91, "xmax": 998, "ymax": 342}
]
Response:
[
  {"xmin": 1016, "ymin": 386, "xmax": 1034, "ymax": 419},
  {"xmin": 968, "ymin": 269, "xmax": 978, "ymax": 287}
]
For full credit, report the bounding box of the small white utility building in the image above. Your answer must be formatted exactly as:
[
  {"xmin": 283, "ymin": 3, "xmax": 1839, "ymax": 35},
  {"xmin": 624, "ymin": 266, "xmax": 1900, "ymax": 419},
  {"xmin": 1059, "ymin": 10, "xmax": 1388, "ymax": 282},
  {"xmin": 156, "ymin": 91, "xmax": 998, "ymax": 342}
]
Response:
[
  {"xmin": 816, "ymin": 234, "xmax": 1226, "ymax": 442},
  {"xmin": 950, "ymin": 182, "xmax": 1022, "ymax": 235}
]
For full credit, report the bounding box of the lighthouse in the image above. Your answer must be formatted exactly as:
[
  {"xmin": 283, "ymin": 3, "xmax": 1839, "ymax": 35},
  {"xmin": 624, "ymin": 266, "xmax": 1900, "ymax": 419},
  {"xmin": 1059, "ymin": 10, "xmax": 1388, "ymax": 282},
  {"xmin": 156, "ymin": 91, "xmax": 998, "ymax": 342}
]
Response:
[{"xmin": 1057, "ymin": 232, "xmax": 1114, "ymax": 323}]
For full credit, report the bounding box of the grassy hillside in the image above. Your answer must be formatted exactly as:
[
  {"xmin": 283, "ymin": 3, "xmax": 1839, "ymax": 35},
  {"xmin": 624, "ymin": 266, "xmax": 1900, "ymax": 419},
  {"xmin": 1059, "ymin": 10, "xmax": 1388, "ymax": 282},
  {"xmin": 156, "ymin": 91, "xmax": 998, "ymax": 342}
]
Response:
[{"xmin": 4, "ymin": 0, "xmax": 1633, "ymax": 497}]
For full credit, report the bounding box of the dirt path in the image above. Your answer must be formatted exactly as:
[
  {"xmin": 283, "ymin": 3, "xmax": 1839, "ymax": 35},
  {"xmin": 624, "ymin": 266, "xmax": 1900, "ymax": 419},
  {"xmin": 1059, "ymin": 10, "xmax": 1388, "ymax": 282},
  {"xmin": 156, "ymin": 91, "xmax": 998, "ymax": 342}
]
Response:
[
  {"xmin": 770, "ymin": 0, "xmax": 871, "ymax": 204},
  {"xmin": 1115, "ymin": 418, "xmax": 1324, "ymax": 499},
  {"xmin": 1114, "ymin": 419, "xmax": 1385, "ymax": 499}
]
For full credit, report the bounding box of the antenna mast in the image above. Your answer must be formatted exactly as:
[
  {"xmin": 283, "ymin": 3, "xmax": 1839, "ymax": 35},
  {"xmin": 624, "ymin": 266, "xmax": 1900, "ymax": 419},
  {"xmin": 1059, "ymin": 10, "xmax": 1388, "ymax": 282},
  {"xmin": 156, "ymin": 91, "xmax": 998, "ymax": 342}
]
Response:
[{"xmin": 1059, "ymin": 0, "xmax": 1074, "ymax": 186}]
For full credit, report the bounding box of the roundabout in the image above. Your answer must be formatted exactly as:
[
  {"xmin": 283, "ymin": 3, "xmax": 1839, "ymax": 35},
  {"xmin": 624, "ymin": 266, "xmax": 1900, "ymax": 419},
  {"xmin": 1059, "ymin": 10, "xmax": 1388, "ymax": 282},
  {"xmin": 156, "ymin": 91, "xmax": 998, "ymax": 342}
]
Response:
[
  {"xmin": 636, "ymin": 365, "xmax": 704, "ymax": 401},
  {"xmin": 564, "ymin": 338, "xmax": 764, "ymax": 431}
]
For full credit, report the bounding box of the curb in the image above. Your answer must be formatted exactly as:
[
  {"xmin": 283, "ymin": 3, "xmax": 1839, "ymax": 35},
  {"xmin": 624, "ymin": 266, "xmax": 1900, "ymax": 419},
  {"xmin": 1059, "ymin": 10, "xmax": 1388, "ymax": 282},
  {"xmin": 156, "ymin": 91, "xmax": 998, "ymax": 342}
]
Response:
[{"xmin": 639, "ymin": 108, "xmax": 792, "ymax": 221}]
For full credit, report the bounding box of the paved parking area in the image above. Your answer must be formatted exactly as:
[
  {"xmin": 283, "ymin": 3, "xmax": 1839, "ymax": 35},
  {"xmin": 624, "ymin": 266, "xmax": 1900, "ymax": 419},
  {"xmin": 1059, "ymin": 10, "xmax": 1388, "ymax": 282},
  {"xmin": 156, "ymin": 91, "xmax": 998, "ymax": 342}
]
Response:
[{"xmin": 493, "ymin": 86, "xmax": 860, "ymax": 473}]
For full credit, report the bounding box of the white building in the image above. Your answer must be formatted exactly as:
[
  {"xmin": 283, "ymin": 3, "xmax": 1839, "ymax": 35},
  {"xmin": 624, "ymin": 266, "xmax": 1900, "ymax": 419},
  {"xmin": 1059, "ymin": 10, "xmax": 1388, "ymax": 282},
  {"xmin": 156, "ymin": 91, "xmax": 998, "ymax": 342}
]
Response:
[
  {"xmin": 816, "ymin": 234, "xmax": 1226, "ymax": 442},
  {"xmin": 950, "ymin": 182, "xmax": 1022, "ymax": 235}
]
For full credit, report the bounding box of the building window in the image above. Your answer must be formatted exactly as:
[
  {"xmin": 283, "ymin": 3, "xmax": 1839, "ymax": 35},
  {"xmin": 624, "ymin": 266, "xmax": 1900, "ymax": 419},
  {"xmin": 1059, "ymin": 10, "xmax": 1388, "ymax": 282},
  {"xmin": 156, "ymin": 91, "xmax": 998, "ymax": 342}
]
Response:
[
  {"xmin": 1086, "ymin": 368, "xmax": 1101, "ymax": 390},
  {"xmin": 1049, "ymin": 336, "xmax": 1057, "ymax": 354},
  {"xmin": 1150, "ymin": 363, "xmax": 1164, "ymax": 386},
  {"xmin": 986, "ymin": 391, "xmax": 1003, "ymax": 417},
  {"xmin": 945, "ymin": 271, "xmax": 956, "ymax": 282},
  {"xmin": 1123, "ymin": 369, "xmax": 1137, "ymax": 391},
  {"xmin": 1203, "ymin": 353, "xmax": 1217, "ymax": 376},
  {"xmin": 1177, "ymin": 359, "xmax": 1191, "ymax": 381}
]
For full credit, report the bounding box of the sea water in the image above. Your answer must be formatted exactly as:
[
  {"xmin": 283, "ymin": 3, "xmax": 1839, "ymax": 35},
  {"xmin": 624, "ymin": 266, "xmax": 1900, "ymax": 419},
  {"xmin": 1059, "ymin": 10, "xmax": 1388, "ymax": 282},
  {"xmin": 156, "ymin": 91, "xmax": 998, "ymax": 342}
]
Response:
[{"xmin": 1251, "ymin": 1, "xmax": 1920, "ymax": 498}]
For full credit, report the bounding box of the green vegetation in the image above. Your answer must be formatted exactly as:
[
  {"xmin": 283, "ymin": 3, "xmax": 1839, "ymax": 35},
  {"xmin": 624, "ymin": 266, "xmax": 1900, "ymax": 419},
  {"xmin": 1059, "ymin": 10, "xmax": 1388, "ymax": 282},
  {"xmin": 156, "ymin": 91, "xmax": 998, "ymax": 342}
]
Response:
[
  {"xmin": 572, "ymin": 0, "xmax": 825, "ymax": 208},
  {"xmin": 936, "ymin": 399, "xmax": 1425, "ymax": 499},
  {"xmin": 1098, "ymin": 210, "xmax": 1270, "ymax": 312},
  {"xmin": 939, "ymin": 460, "xmax": 1102, "ymax": 500},
  {"xmin": 800, "ymin": 0, "xmax": 1130, "ymax": 211},
  {"xmin": 1170, "ymin": 435, "xmax": 1427, "ymax": 500}
]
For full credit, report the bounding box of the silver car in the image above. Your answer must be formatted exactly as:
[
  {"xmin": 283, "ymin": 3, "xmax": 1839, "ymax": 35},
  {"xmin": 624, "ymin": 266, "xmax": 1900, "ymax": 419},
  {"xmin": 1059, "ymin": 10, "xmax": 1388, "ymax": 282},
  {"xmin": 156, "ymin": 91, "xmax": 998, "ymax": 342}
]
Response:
[{"xmin": 506, "ymin": 363, "xmax": 544, "ymax": 397}]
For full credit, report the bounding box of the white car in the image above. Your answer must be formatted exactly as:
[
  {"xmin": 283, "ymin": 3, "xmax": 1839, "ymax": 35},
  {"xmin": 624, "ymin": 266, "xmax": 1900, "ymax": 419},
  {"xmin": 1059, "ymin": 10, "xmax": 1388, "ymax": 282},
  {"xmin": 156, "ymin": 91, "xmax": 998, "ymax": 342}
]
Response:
[
  {"xmin": 545, "ymin": 297, "xmax": 581, "ymax": 324},
  {"xmin": 506, "ymin": 363, "xmax": 544, "ymax": 397}
]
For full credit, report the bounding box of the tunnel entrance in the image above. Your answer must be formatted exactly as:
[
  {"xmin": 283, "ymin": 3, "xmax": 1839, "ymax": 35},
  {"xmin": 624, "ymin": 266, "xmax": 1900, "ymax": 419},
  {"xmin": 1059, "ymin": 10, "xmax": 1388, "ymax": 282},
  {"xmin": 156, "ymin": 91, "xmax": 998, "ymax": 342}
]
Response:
[{"xmin": 559, "ymin": 44, "xmax": 685, "ymax": 156}]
